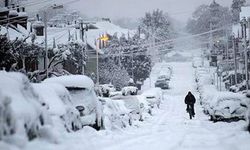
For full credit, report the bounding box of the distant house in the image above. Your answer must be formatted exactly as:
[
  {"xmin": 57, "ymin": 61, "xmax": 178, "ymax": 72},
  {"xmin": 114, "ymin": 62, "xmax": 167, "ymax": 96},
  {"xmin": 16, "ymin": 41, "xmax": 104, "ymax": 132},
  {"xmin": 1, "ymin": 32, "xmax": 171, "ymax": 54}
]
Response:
[
  {"xmin": 1, "ymin": 10, "xmax": 133, "ymax": 77},
  {"xmin": 84, "ymin": 20, "xmax": 133, "ymax": 75}
]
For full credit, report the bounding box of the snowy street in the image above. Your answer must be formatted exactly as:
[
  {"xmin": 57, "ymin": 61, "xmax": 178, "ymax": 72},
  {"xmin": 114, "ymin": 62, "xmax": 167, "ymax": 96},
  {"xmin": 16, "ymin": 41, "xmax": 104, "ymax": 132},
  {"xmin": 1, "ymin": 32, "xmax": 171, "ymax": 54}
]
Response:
[
  {"xmin": 1, "ymin": 1, "xmax": 250, "ymax": 149},
  {"xmin": 24, "ymin": 61, "xmax": 250, "ymax": 150}
]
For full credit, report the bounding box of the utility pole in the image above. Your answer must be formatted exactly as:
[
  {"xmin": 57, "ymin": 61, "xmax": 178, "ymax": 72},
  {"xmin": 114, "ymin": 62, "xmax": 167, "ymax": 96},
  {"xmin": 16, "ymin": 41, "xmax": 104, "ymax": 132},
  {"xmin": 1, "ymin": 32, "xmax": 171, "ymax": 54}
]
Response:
[
  {"xmin": 233, "ymin": 36, "xmax": 238, "ymax": 85},
  {"xmin": 44, "ymin": 11, "xmax": 48, "ymax": 78},
  {"xmin": 96, "ymin": 45, "xmax": 99, "ymax": 85},
  {"xmin": 241, "ymin": 17, "xmax": 248, "ymax": 91}
]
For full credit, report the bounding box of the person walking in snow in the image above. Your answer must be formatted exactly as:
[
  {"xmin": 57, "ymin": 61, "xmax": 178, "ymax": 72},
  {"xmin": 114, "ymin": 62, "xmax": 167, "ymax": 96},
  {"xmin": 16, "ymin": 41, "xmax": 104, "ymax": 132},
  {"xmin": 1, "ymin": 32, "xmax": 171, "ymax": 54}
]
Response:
[{"xmin": 184, "ymin": 91, "xmax": 196, "ymax": 117}]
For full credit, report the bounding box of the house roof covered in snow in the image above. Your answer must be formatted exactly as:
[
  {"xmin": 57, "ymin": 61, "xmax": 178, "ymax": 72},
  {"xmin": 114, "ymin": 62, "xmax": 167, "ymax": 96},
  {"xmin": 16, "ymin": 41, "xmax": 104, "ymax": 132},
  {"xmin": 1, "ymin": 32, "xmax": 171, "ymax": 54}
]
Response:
[
  {"xmin": 85, "ymin": 21, "xmax": 134, "ymax": 50},
  {"xmin": 0, "ymin": 20, "xmax": 133, "ymax": 53}
]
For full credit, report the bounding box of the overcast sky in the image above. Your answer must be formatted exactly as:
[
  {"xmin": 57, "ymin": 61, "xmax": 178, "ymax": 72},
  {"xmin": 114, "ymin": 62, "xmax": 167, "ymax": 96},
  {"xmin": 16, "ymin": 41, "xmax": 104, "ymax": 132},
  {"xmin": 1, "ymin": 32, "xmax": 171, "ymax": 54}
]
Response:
[{"xmin": 68, "ymin": 0, "xmax": 234, "ymax": 22}]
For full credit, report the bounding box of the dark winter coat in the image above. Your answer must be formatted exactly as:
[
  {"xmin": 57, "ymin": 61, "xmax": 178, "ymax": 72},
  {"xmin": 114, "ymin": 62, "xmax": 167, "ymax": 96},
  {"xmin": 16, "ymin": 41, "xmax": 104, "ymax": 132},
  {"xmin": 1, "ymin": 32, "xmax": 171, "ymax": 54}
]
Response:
[{"xmin": 185, "ymin": 92, "xmax": 196, "ymax": 105}]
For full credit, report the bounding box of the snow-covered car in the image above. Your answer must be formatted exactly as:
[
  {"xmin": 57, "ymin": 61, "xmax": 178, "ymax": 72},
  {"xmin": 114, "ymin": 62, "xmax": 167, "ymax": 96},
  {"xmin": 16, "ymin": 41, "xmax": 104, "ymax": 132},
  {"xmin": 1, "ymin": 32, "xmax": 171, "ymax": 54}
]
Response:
[
  {"xmin": 111, "ymin": 95, "xmax": 142, "ymax": 122},
  {"xmin": 247, "ymin": 109, "xmax": 250, "ymax": 132},
  {"xmin": 205, "ymin": 92, "xmax": 248, "ymax": 122},
  {"xmin": 155, "ymin": 78, "xmax": 169, "ymax": 89},
  {"xmin": 44, "ymin": 75, "xmax": 103, "ymax": 130},
  {"xmin": 158, "ymin": 75, "xmax": 171, "ymax": 81},
  {"xmin": 33, "ymin": 83, "xmax": 83, "ymax": 132},
  {"xmin": 0, "ymin": 71, "xmax": 50, "ymax": 142},
  {"xmin": 137, "ymin": 95, "xmax": 153, "ymax": 117},
  {"xmin": 98, "ymin": 84, "xmax": 116, "ymax": 97},
  {"xmin": 192, "ymin": 57, "xmax": 203, "ymax": 68},
  {"xmin": 122, "ymin": 86, "xmax": 138, "ymax": 96},
  {"xmin": 142, "ymin": 88, "xmax": 163, "ymax": 109},
  {"xmin": 98, "ymin": 97, "xmax": 131, "ymax": 129}
]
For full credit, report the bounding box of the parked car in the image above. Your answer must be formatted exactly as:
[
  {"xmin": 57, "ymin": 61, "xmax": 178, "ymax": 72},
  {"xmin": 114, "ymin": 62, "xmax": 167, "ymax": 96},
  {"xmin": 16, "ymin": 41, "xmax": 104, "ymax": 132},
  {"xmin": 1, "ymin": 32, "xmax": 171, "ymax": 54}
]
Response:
[
  {"xmin": 142, "ymin": 88, "xmax": 163, "ymax": 109},
  {"xmin": 98, "ymin": 84, "xmax": 116, "ymax": 97},
  {"xmin": 137, "ymin": 95, "xmax": 153, "ymax": 118},
  {"xmin": 0, "ymin": 71, "xmax": 50, "ymax": 141},
  {"xmin": 44, "ymin": 75, "xmax": 103, "ymax": 130},
  {"xmin": 204, "ymin": 92, "xmax": 248, "ymax": 122},
  {"xmin": 158, "ymin": 75, "xmax": 170, "ymax": 81},
  {"xmin": 111, "ymin": 94, "xmax": 142, "ymax": 123},
  {"xmin": 122, "ymin": 86, "xmax": 138, "ymax": 96},
  {"xmin": 98, "ymin": 97, "xmax": 131, "ymax": 129},
  {"xmin": 155, "ymin": 78, "xmax": 169, "ymax": 89},
  {"xmin": 33, "ymin": 83, "xmax": 83, "ymax": 132}
]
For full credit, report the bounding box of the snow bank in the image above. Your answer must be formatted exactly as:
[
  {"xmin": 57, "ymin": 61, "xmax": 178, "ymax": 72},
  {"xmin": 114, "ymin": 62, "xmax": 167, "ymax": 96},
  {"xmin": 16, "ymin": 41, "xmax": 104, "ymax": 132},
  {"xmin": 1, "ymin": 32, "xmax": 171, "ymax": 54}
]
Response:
[
  {"xmin": 0, "ymin": 71, "xmax": 51, "ymax": 146},
  {"xmin": 44, "ymin": 75, "xmax": 94, "ymax": 90}
]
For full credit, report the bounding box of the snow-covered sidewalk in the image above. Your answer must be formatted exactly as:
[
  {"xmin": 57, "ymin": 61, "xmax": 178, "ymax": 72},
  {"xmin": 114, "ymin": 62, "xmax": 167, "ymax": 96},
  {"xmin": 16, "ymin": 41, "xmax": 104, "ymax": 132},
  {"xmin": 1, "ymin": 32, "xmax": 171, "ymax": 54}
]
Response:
[{"xmin": 24, "ymin": 62, "xmax": 250, "ymax": 150}]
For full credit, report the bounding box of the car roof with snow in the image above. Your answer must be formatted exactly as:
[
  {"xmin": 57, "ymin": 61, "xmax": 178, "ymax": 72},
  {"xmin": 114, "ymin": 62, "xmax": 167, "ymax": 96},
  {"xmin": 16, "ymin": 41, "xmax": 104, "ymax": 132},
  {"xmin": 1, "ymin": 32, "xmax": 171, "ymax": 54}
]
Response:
[{"xmin": 44, "ymin": 75, "xmax": 94, "ymax": 90}]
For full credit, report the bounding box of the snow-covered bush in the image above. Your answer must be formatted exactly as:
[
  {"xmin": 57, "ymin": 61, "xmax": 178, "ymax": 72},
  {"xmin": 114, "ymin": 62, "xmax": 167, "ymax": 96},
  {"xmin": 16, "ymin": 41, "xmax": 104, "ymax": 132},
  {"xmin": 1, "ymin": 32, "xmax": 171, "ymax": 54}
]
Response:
[
  {"xmin": 122, "ymin": 86, "xmax": 138, "ymax": 96},
  {"xmin": 0, "ymin": 71, "xmax": 51, "ymax": 144},
  {"xmin": 98, "ymin": 97, "xmax": 131, "ymax": 129},
  {"xmin": 99, "ymin": 58, "xmax": 130, "ymax": 90},
  {"xmin": 32, "ymin": 83, "xmax": 83, "ymax": 132}
]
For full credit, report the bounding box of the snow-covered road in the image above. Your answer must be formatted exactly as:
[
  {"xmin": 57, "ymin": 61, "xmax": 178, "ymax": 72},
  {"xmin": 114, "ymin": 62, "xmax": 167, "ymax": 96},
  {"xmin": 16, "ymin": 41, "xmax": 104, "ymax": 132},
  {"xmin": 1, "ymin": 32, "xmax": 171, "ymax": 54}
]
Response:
[{"xmin": 25, "ymin": 62, "xmax": 250, "ymax": 150}]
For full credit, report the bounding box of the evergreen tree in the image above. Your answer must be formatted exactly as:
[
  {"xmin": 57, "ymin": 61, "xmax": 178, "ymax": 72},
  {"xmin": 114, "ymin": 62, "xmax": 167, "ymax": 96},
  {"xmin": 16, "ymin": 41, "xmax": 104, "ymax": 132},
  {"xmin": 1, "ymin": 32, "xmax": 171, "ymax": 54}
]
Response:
[
  {"xmin": 186, "ymin": 1, "xmax": 232, "ymax": 38},
  {"xmin": 99, "ymin": 58, "xmax": 130, "ymax": 90},
  {"xmin": 231, "ymin": 0, "xmax": 246, "ymax": 23}
]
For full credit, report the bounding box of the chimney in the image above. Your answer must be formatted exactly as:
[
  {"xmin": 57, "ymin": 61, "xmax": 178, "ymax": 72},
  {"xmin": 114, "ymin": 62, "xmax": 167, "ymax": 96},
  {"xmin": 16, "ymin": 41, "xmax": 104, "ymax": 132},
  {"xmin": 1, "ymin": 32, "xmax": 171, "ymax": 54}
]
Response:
[{"xmin": 5, "ymin": 0, "xmax": 9, "ymax": 7}]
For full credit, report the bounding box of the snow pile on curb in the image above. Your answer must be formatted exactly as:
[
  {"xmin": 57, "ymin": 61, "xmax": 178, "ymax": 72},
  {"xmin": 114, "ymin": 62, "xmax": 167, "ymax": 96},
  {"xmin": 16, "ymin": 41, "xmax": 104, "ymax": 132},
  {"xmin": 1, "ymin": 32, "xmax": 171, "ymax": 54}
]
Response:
[{"xmin": 0, "ymin": 71, "xmax": 52, "ymax": 147}]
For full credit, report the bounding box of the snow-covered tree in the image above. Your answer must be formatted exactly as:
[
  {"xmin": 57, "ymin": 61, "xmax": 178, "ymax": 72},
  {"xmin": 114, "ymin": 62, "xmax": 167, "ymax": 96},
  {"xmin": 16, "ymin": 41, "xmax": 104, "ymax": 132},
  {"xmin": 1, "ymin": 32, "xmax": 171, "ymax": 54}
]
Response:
[
  {"xmin": 103, "ymin": 32, "xmax": 152, "ymax": 84},
  {"xmin": 186, "ymin": 1, "xmax": 232, "ymax": 38},
  {"xmin": 49, "ymin": 41, "xmax": 87, "ymax": 75},
  {"xmin": 231, "ymin": 0, "xmax": 246, "ymax": 23},
  {"xmin": 140, "ymin": 9, "xmax": 175, "ymax": 41},
  {"xmin": 99, "ymin": 58, "xmax": 130, "ymax": 90},
  {"xmin": 0, "ymin": 34, "xmax": 43, "ymax": 72}
]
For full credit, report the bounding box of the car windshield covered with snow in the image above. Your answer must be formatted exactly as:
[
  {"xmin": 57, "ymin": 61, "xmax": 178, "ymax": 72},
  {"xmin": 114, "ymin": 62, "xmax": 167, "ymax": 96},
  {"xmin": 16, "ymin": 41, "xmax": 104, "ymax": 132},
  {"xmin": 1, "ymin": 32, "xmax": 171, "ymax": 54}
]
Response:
[{"xmin": 44, "ymin": 75, "xmax": 103, "ymax": 129}]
